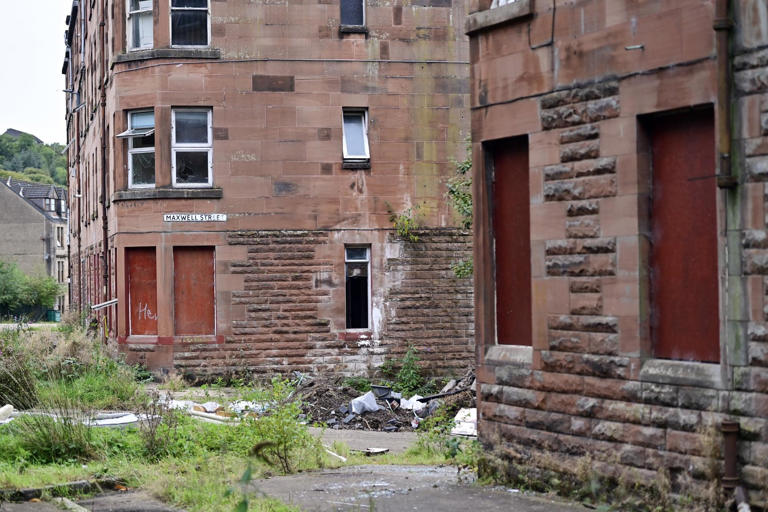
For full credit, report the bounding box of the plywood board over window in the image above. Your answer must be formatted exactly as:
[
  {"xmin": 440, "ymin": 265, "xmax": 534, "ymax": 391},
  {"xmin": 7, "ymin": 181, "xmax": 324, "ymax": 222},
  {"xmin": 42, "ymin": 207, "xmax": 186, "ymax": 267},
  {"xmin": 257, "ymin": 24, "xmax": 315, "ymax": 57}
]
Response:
[
  {"xmin": 644, "ymin": 107, "xmax": 719, "ymax": 363},
  {"xmin": 173, "ymin": 247, "xmax": 215, "ymax": 335},
  {"xmin": 491, "ymin": 136, "xmax": 531, "ymax": 346},
  {"xmin": 126, "ymin": 247, "xmax": 158, "ymax": 335}
]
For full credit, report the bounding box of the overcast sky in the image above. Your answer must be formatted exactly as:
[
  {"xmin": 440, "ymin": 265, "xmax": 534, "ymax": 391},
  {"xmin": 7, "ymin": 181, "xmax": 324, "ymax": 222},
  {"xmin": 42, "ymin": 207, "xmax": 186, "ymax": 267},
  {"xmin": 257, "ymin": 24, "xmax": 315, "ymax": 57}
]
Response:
[{"xmin": 0, "ymin": 3, "xmax": 69, "ymax": 145}]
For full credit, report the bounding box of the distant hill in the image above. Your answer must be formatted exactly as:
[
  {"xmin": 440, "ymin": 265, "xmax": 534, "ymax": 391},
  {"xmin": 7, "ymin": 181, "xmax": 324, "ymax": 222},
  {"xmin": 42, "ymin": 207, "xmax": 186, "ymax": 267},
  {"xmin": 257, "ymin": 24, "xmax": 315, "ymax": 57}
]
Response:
[
  {"xmin": 3, "ymin": 129, "xmax": 43, "ymax": 145},
  {"xmin": 0, "ymin": 130, "xmax": 66, "ymax": 187}
]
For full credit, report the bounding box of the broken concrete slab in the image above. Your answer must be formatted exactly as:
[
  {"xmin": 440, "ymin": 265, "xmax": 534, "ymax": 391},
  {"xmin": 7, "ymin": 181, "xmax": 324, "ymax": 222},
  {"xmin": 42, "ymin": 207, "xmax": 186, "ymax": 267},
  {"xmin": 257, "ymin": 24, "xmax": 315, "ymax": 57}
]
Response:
[{"xmin": 253, "ymin": 465, "xmax": 585, "ymax": 512}]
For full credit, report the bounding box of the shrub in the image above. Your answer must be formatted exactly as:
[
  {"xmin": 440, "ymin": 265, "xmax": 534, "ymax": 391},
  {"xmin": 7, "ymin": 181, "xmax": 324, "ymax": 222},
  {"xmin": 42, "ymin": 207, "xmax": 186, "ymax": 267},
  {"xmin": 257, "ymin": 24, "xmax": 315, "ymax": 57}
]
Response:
[
  {"xmin": 395, "ymin": 347, "xmax": 425, "ymax": 395},
  {"xmin": 243, "ymin": 379, "xmax": 323, "ymax": 473}
]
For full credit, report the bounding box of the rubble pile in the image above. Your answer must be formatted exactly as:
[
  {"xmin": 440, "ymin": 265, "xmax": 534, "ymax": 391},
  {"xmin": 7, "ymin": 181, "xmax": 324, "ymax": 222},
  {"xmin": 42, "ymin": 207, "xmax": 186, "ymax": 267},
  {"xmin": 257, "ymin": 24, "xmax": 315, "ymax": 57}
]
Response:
[{"xmin": 296, "ymin": 369, "xmax": 476, "ymax": 433}]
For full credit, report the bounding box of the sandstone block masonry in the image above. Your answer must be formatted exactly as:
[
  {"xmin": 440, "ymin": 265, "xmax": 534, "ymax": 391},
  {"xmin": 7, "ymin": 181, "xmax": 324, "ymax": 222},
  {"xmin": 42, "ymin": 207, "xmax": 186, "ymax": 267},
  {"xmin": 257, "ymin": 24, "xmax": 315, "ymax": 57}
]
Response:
[
  {"xmin": 468, "ymin": 0, "xmax": 768, "ymax": 505},
  {"xmin": 165, "ymin": 229, "xmax": 473, "ymax": 377}
]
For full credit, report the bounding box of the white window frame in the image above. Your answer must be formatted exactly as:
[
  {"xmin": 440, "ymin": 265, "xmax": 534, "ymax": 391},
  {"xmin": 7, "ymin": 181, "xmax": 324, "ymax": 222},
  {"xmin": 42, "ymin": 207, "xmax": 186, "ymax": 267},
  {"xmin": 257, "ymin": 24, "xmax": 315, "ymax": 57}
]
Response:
[
  {"xmin": 170, "ymin": 0, "xmax": 211, "ymax": 48},
  {"xmin": 126, "ymin": 0, "xmax": 153, "ymax": 51},
  {"xmin": 171, "ymin": 108, "xmax": 213, "ymax": 188},
  {"xmin": 123, "ymin": 110, "xmax": 156, "ymax": 189},
  {"xmin": 345, "ymin": 245, "xmax": 371, "ymax": 330},
  {"xmin": 342, "ymin": 108, "xmax": 370, "ymax": 161}
]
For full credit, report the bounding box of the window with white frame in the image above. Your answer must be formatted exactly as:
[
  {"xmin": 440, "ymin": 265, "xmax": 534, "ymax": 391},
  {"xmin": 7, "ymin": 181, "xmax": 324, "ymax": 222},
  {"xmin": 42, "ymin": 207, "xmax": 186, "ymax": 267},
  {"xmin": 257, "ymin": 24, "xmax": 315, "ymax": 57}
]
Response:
[
  {"xmin": 345, "ymin": 246, "xmax": 370, "ymax": 329},
  {"xmin": 171, "ymin": 0, "xmax": 210, "ymax": 47},
  {"xmin": 127, "ymin": 0, "xmax": 153, "ymax": 50},
  {"xmin": 172, "ymin": 108, "xmax": 213, "ymax": 187},
  {"xmin": 342, "ymin": 109, "xmax": 370, "ymax": 164},
  {"xmin": 340, "ymin": 0, "xmax": 365, "ymax": 27},
  {"xmin": 118, "ymin": 110, "xmax": 155, "ymax": 188}
]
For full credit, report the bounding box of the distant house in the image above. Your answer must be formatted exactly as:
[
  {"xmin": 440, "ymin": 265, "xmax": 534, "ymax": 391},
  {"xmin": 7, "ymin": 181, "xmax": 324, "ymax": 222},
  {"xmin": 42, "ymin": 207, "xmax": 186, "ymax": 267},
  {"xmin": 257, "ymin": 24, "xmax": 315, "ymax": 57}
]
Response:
[
  {"xmin": 0, "ymin": 178, "xmax": 69, "ymax": 312},
  {"xmin": 2, "ymin": 129, "xmax": 44, "ymax": 145}
]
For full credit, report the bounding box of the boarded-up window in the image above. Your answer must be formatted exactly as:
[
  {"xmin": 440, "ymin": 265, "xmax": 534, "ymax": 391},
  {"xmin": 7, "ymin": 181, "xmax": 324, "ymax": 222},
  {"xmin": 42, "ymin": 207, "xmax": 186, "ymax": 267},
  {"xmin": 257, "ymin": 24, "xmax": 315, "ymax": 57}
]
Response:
[
  {"xmin": 127, "ymin": 247, "xmax": 158, "ymax": 335},
  {"xmin": 491, "ymin": 136, "xmax": 531, "ymax": 346},
  {"xmin": 340, "ymin": 0, "xmax": 364, "ymax": 26},
  {"xmin": 646, "ymin": 108, "xmax": 719, "ymax": 362},
  {"xmin": 173, "ymin": 247, "xmax": 215, "ymax": 335}
]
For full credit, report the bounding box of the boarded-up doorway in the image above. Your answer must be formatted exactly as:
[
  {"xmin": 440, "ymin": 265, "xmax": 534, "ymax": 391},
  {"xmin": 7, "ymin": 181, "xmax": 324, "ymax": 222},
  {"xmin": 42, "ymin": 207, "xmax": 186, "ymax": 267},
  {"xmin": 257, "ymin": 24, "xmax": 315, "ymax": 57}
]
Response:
[
  {"xmin": 173, "ymin": 247, "xmax": 215, "ymax": 335},
  {"xmin": 644, "ymin": 107, "xmax": 719, "ymax": 362},
  {"xmin": 126, "ymin": 247, "xmax": 158, "ymax": 335},
  {"xmin": 490, "ymin": 136, "xmax": 531, "ymax": 346}
]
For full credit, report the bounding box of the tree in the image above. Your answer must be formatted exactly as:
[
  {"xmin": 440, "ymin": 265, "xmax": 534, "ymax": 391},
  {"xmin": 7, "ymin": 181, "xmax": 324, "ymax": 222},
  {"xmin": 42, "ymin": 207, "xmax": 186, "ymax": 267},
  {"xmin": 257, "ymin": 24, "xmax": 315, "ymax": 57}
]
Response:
[{"xmin": 0, "ymin": 261, "xmax": 63, "ymax": 316}]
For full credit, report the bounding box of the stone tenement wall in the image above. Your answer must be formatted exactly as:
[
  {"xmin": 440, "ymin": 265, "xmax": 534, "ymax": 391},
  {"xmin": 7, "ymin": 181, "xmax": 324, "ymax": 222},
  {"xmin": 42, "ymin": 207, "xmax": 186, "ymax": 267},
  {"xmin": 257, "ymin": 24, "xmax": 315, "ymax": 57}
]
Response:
[
  {"xmin": 171, "ymin": 229, "xmax": 473, "ymax": 377},
  {"xmin": 382, "ymin": 230, "xmax": 475, "ymax": 373}
]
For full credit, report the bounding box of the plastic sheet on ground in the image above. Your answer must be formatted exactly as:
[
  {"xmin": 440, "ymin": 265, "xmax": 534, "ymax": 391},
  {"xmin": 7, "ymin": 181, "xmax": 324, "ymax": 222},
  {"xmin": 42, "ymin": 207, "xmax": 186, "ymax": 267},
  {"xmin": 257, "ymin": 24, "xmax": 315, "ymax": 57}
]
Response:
[
  {"xmin": 450, "ymin": 407, "xmax": 477, "ymax": 437},
  {"xmin": 350, "ymin": 391, "xmax": 381, "ymax": 414},
  {"xmin": 400, "ymin": 395, "xmax": 426, "ymax": 411}
]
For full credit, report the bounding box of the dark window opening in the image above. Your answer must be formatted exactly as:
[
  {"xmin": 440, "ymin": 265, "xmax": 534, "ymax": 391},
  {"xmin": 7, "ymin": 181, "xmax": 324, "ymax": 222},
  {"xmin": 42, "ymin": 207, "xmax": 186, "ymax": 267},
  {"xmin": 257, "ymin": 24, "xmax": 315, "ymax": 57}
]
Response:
[
  {"xmin": 340, "ymin": 0, "xmax": 364, "ymax": 26},
  {"xmin": 171, "ymin": 0, "xmax": 209, "ymax": 46},
  {"xmin": 345, "ymin": 246, "xmax": 369, "ymax": 329}
]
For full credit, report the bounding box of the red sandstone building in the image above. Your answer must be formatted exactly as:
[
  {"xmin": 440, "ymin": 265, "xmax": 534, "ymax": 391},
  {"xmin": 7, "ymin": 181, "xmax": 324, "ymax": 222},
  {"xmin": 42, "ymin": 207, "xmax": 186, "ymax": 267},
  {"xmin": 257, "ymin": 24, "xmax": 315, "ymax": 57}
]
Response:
[
  {"xmin": 468, "ymin": 0, "xmax": 767, "ymax": 504},
  {"xmin": 62, "ymin": 0, "xmax": 472, "ymax": 376}
]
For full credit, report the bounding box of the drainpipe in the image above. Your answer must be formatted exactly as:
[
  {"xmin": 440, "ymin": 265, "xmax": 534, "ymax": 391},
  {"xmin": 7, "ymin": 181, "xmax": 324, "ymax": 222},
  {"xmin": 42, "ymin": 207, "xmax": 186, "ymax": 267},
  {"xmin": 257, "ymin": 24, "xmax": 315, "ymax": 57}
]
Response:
[
  {"xmin": 99, "ymin": 0, "xmax": 110, "ymax": 341},
  {"xmin": 715, "ymin": 0, "xmax": 735, "ymax": 189},
  {"xmin": 715, "ymin": 1, "xmax": 749, "ymax": 509}
]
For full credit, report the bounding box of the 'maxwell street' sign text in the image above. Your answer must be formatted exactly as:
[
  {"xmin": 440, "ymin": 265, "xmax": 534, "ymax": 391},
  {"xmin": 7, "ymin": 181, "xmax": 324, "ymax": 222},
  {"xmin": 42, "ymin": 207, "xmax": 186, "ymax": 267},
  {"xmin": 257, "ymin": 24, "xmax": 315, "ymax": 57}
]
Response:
[{"xmin": 163, "ymin": 213, "xmax": 227, "ymax": 222}]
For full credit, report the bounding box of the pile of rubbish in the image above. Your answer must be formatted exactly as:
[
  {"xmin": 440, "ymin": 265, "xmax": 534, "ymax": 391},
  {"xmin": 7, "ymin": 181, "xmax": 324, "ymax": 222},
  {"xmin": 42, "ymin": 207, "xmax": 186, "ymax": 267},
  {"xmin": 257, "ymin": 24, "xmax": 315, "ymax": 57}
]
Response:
[{"xmin": 297, "ymin": 369, "xmax": 477, "ymax": 434}]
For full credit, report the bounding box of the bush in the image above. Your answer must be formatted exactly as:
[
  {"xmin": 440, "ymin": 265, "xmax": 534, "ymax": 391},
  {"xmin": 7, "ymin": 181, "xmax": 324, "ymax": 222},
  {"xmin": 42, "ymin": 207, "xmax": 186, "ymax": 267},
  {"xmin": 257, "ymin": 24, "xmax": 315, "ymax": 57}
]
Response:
[
  {"xmin": 243, "ymin": 379, "xmax": 323, "ymax": 473},
  {"xmin": 0, "ymin": 261, "xmax": 62, "ymax": 317}
]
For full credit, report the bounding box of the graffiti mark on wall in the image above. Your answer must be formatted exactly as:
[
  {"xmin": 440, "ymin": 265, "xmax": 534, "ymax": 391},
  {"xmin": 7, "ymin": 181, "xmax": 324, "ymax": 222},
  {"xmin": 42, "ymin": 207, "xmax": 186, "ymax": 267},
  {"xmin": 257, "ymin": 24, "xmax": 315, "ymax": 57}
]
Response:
[{"xmin": 137, "ymin": 302, "xmax": 157, "ymax": 321}]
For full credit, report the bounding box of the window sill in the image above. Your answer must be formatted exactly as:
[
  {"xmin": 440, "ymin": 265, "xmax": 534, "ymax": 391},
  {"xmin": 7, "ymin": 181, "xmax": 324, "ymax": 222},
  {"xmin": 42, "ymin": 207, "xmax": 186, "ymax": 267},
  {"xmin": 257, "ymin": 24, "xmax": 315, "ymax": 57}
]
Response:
[
  {"xmin": 343, "ymin": 160, "xmax": 371, "ymax": 170},
  {"xmin": 465, "ymin": 0, "xmax": 532, "ymax": 35},
  {"xmin": 485, "ymin": 344, "xmax": 532, "ymax": 367},
  {"xmin": 339, "ymin": 25, "xmax": 368, "ymax": 35},
  {"xmin": 639, "ymin": 359, "xmax": 724, "ymax": 389},
  {"xmin": 113, "ymin": 47, "xmax": 221, "ymax": 65},
  {"xmin": 113, "ymin": 187, "xmax": 223, "ymax": 202}
]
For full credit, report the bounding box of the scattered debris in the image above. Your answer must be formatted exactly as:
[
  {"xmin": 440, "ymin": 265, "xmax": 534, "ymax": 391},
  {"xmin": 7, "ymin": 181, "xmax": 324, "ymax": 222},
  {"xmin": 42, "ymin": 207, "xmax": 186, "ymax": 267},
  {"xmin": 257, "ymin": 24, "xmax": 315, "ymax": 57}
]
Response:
[
  {"xmin": 350, "ymin": 391, "xmax": 381, "ymax": 414},
  {"xmin": 323, "ymin": 444, "xmax": 348, "ymax": 463},
  {"xmin": 296, "ymin": 369, "xmax": 476, "ymax": 432},
  {"xmin": 351, "ymin": 447, "xmax": 390, "ymax": 456},
  {"xmin": 450, "ymin": 408, "xmax": 477, "ymax": 437},
  {"xmin": 0, "ymin": 404, "xmax": 14, "ymax": 423}
]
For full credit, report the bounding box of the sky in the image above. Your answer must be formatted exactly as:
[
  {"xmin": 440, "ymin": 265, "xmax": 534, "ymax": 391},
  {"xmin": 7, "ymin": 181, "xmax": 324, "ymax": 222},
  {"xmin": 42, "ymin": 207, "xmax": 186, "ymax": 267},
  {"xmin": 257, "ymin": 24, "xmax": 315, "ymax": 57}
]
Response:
[{"xmin": 0, "ymin": 3, "xmax": 70, "ymax": 145}]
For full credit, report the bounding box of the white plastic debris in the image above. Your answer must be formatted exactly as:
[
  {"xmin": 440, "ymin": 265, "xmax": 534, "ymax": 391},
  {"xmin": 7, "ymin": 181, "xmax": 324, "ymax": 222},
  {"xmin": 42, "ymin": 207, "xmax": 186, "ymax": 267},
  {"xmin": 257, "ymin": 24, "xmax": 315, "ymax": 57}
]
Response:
[
  {"xmin": 91, "ymin": 413, "xmax": 141, "ymax": 427},
  {"xmin": 400, "ymin": 395, "xmax": 426, "ymax": 411},
  {"xmin": 229, "ymin": 400, "xmax": 267, "ymax": 415},
  {"xmin": 166, "ymin": 399, "xmax": 196, "ymax": 411},
  {"xmin": 0, "ymin": 404, "xmax": 14, "ymax": 422},
  {"xmin": 450, "ymin": 407, "xmax": 477, "ymax": 437},
  {"xmin": 350, "ymin": 391, "xmax": 381, "ymax": 414},
  {"xmin": 201, "ymin": 401, "xmax": 221, "ymax": 413}
]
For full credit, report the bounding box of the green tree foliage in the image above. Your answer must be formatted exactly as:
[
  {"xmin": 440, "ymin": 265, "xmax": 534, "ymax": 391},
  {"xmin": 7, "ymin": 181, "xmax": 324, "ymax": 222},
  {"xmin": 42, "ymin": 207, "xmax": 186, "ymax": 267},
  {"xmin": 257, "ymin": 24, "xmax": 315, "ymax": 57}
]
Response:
[
  {"xmin": 0, "ymin": 261, "xmax": 62, "ymax": 315},
  {"xmin": 0, "ymin": 133, "xmax": 67, "ymax": 186}
]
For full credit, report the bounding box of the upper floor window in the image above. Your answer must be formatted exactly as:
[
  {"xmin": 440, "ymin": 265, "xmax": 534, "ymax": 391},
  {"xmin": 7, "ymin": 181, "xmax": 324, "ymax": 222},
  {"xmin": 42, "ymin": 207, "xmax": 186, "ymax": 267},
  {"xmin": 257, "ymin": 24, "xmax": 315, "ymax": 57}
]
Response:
[
  {"xmin": 127, "ymin": 0, "xmax": 153, "ymax": 50},
  {"xmin": 340, "ymin": 0, "xmax": 364, "ymax": 27},
  {"xmin": 119, "ymin": 110, "xmax": 156, "ymax": 189},
  {"xmin": 342, "ymin": 108, "xmax": 370, "ymax": 165},
  {"xmin": 171, "ymin": 0, "xmax": 209, "ymax": 47},
  {"xmin": 172, "ymin": 108, "xmax": 213, "ymax": 187}
]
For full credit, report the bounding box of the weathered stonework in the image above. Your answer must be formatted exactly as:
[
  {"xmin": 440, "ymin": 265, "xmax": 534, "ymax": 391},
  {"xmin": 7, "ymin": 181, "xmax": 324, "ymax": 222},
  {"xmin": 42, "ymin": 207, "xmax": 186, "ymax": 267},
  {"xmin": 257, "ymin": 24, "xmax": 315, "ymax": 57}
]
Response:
[{"xmin": 469, "ymin": 0, "xmax": 768, "ymax": 505}]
